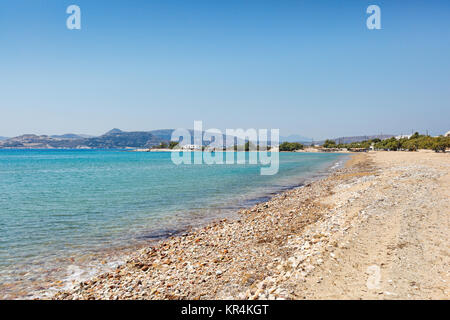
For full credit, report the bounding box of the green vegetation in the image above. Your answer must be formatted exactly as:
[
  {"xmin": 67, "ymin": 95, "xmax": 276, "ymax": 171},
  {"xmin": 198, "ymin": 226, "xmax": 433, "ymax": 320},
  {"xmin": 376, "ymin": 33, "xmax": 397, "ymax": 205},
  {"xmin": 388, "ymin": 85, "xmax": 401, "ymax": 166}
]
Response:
[
  {"xmin": 323, "ymin": 139, "xmax": 372, "ymax": 150},
  {"xmin": 244, "ymin": 141, "xmax": 258, "ymax": 151},
  {"xmin": 155, "ymin": 142, "xmax": 168, "ymax": 149},
  {"xmin": 323, "ymin": 139, "xmax": 337, "ymax": 148},
  {"xmin": 151, "ymin": 141, "xmax": 179, "ymax": 149},
  {"xmin": 168, "ymin": 141, "xmax": 179, "ymax": 149},
  {"xmin": 374, "ymin": 134, "xmax": 449, "ymax": 152},
  {"xmin": 431, "ymin": 137, "xmax": 450, "ymax": 152},
  {"xmin": 230, "ymin": 142, "xmax": 272, "ymax": 151},
  {"xmin": 279, "ymin": 142, "xmax": 304, "ymax": 152},
  {"xmin": 322, "ymin": 133, "xmax": 450, "ymax": 152},
  {"xmin": 373, "ymin": 137, "xmax": 400, "ymax": 151}
]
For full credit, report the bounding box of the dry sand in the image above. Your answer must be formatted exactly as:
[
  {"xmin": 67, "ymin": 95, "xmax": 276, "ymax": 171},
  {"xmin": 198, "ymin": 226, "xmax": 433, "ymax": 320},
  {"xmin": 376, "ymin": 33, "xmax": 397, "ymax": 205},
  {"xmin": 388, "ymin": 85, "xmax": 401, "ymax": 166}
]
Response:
[{"xmin": 54, "ymin": 151, "xmax": 449, "ymax": 300}]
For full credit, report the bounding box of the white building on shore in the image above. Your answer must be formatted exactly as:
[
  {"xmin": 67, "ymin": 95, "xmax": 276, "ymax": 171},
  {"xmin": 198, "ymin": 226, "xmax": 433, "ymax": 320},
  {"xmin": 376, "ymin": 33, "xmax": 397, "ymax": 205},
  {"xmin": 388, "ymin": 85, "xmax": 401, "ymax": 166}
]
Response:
[
  {"xmin": 181, "ymin": 144, "xmax": 202, "ymax": 150},
  {"xmin": 395, "ymin": 134, "xmax": 412, "ymax": 140}
]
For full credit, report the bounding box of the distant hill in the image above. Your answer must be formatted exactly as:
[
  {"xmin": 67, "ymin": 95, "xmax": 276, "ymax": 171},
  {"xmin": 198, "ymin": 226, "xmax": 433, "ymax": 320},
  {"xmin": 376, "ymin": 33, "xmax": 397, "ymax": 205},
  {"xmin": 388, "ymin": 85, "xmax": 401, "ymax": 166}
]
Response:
[
  {"xmin": 279, "ymin": 134, "xmax": 312, "ymax": 143},
  {"xmin": 0, "ymin": 134, "xmax": 83, "ymax": 149},
  {"xmin": 0, "ymin": 130, "xmax": 395, "ymax": 149},
  {"xmin": 104, "ymin": 128, "xmax": 123, "ymax": 135},
  {"xmin": 147, "ymin": 129, "xmax": 177, "ymax": 141},
  {"xmin": 0, "ymin": 129, "xmax": 171, "ymax": 149},
  {"xmin": 0, "ymin": 128, "xmax": 253, "ymax": 149},
  {"xmin": 331, "ymin": 134, "xmax": 394, "ymax": 144},
  {"xmin": 0, "ymin": 136, "xmax": 9, "ymax": 141},
  {"xmin": 83, "ymin": 130, "xmax": 161, "ymax": 148},
  {"xmin": 50, "ymin": 133, "xmax": 94, "ymax": 139},
  {"xmin": 312, "ymin": 134, "xmax": 395, "ymax": 146}
]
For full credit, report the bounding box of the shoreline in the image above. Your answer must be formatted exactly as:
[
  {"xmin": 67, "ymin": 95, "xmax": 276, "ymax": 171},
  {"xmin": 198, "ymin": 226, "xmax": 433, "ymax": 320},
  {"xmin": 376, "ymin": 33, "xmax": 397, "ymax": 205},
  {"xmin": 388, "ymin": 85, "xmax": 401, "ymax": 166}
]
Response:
[
  {"xmin": 48, "ymin": 151, "xmax": 450, "ymax": 299},
  {"xmin": 51, "ymin": 153, "xmax": 357, "ymax": 300},
  {"xmin": 13, "ymin": 153, "xmax": 346, "ymax": 300}
]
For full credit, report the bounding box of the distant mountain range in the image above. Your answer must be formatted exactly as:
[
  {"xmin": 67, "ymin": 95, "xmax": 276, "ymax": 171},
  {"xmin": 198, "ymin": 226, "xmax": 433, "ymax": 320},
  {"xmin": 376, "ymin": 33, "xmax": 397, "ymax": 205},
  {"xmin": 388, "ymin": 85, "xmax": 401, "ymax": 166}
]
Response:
[
  {"xmin": 0, "ymin": 129, "xmax": 205, "ymax": 149},
  {"xmin": 279, "ymin": 134, "xmax": 312, "ymax": 143},
  {"xmin": 0, "ymin": 129, "xmax": 164, "ymax": 149},
  {"xmin": 0, "ymin": 129, "xmax": 394, "ymax": 149},
  {"xmin": 0, "ymin": 128, "xmax": 250, "ymax": 149},
  {"xmin": 82, "ymin": 129, "xmax": 162, "ymax": 149},
  {"xmin": 0, "ymin": 136, "xmax": 9, "ymax": 141},
  {"xmin": 50, "ymin": 133, "xmax": 94, "ymax": 139}
]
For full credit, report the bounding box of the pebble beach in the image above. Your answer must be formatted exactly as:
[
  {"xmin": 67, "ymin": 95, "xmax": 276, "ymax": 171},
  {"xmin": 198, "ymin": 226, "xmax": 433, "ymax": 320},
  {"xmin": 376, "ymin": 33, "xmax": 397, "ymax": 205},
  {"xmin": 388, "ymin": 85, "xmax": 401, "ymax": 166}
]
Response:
[{"xmin": 53, "ymin": 151, "xmax": 450, "ymax": 300}]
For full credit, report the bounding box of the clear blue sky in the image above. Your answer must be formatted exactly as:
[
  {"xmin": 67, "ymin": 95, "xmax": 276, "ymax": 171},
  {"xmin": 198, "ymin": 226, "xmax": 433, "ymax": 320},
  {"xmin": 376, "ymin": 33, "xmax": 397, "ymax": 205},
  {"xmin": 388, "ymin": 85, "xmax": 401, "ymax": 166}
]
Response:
[{"xmin": 1, "ymin": 0, "xmax": 449, "ymax": 139}]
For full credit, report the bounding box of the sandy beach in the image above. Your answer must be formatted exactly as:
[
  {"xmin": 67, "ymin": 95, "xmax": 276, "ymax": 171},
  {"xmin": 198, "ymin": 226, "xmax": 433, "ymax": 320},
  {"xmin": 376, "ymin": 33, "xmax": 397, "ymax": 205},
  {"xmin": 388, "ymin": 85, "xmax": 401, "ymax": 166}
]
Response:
[{"xmin": 54, "ymin": 151, "xmax": 449, "ymax": 300}]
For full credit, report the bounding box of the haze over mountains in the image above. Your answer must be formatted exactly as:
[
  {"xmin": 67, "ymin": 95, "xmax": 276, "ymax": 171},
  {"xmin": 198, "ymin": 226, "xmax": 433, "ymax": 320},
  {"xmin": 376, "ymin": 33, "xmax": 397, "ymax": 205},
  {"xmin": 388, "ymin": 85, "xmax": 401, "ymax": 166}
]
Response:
[
  {"xmin": 0, "ymin": 129, "xmax": 163, "ymax": 149},
  {"xmin": 316, "ymin": 134, "xmax": 395, "ymax": 146},
  {"xmin": 0, "ymin": 129, "xmax": 190, "ymax": 149},
  {"xmin": 0, "ymin": 129, "xmax": 393, "ymax": 149},
  {"xmin": 50, "ymin": 134, "xmax": 94, "ymax": 139},
  {"xmin": 279, "ymin": 134, "xmax": 312, "ymax": 143}
]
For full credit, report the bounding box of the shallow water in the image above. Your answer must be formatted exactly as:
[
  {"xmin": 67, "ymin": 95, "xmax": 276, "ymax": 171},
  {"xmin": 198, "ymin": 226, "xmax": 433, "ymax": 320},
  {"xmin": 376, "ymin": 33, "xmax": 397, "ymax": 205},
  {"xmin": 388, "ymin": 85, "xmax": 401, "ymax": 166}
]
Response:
[{"xmin": 0, "ymin": 150, "xmax": 347, "ymax": 298}]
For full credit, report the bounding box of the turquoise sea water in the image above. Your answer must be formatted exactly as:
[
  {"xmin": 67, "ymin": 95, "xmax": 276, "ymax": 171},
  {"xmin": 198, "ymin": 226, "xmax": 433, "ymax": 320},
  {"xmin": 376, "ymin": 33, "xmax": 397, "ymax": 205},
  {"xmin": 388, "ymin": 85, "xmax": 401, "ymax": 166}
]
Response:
[{"xmin": 0, "ymin": 150, "xmax": 347, "ymax": 298}]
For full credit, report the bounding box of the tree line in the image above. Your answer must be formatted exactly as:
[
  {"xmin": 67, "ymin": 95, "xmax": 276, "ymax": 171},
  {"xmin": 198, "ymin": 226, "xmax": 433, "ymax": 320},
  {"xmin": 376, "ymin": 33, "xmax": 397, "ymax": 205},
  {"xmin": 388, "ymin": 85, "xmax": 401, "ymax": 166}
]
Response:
[
  {"xmin": 152, "ymin": 141, "xmax": 305, "ymax": 152},
  {"xmin": 323, "ymin": 133, "xmax": 450, "ymax": 152}
]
